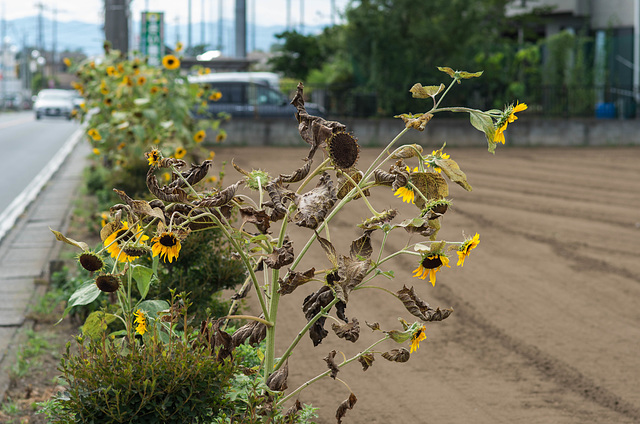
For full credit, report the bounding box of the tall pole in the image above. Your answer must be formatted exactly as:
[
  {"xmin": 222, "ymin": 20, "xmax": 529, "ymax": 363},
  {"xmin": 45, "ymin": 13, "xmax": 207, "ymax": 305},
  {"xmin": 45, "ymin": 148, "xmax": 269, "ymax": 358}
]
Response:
[
  {"xmin": 217, "ymin": 0, "xmax": 223, "ymax": 52},
  {"xmin": 286, "ymin": 0, "xmax": 291, "ymax": 30},
  {"xmin": 1, "ymin": 4, "xmax": 5, "ymax": 106},
  {"xmin": 188, "ymin": 0, "xmax": 192, "ymax": 51},
  {"xmin": 299, "ymin": 0, "xmax": 304, "ymax": 33},
  {"xmin": 201, "ymin": 0, "xmax": 205, "ymax": 48},
  {"xmin": 35, "ymin": 2, "xmax": 45, "ymax": 51},
  {"xmin": 52, "ymin": 7, "xmax": 57, "ymax": 83},
  {"xmin": 234, "ymin": 0, "xmax": 246, "ymax": 58},
  {"xmin": 104, "ymin": 0, "xmax": 129, "ymax": 54}
]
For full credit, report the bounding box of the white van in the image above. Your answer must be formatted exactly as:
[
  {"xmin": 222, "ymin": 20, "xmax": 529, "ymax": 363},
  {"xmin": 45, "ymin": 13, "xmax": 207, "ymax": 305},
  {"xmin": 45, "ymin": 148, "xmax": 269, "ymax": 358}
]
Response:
[{"xmin": 188, "ymin": 72, "xmax": 325, "ymax": 119}]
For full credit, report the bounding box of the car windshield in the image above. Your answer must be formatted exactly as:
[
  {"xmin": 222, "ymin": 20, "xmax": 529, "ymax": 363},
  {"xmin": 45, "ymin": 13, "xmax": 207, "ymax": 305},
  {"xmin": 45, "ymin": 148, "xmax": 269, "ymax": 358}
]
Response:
[{"xmin": 39, "ymin": 91, "xmax": 71, "ymax": 100}]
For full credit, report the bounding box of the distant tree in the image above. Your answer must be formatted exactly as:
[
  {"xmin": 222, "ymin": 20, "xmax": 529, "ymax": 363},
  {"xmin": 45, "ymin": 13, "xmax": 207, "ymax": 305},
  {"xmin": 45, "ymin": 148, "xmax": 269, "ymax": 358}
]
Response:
[
  {"xmin": 268, "ymin": 30, "xmax": 325, "ymax": 81},
  {"xmin": 342, "ymin": 0, "xmax": 510, "ymax": 114}
]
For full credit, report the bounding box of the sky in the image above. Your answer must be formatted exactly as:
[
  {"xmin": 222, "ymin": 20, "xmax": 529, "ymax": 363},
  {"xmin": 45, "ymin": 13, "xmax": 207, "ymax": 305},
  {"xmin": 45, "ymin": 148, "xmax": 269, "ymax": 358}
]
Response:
[{"xmin": 1, "ymin": 0, "xmax": 350, "ymax": 28}]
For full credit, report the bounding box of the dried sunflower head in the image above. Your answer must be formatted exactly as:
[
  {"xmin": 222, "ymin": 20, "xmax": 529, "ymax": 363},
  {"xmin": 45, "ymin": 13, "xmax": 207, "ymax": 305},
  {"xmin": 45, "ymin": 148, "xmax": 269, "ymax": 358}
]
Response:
[{"xmin": 326, "ymin": 131, "xmax": 359, "ymax": 170}]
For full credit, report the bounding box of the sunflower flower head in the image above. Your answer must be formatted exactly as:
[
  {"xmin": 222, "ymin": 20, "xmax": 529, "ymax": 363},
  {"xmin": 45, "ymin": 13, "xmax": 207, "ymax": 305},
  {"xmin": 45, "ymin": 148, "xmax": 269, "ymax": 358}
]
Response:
[
  {"xmin": 215, "ymin": 132, "xmax": 227, "ymax": 143},
  {"xmin": 413, "ymin": 242, "xmax": 450, "ymax": 286},
  {"xmin": 151, "ymin": 231, "xmax": 182, "ymax": 263},
  {"xmin": 410, "ymin": 325, "xmax": 427, "ymax": 353},
  {"xmin": 96, "ymin": 274, "xmax": 120, "ymax": 292},
  {"xmin": 175, "ymin": 41, "xmax": 184, "ymax": 52},
  {"xmin": 209, "ymin": 91, "xmax": 222, "ymax": 101},
  {"xmin": 394, "ymin": 185, "xmax": 415, "ymax": 204},
  {"xmin": 457, "ymin": 232, "xmax": 480, "ymax": 267},
  {"xmin": 145, "ymin": 148, "xmax": 161, "ymax": 166},
  {"xmin": 104, "ymin": 221, "xmax": 149, "ymax": 263},
  {"xmin": 193, "ymin": 130, "xmax": 206, "ymax": 143},
  {"xmin": 78, "ymin": 251, "xmax": 105, "ymax": 272},
  {"xmin": 494, "ymin": 102, "xmax": 527, "ymax": 144},
  {"xmin": 174, "ymin": 147, "xmax": 186, "ymax": 159},
  {"xmin": 162, "ymin": 54, "xmax": 180, "ymax": 70},
  {"xmin": 88, "ymin": 128, "xmax": 101, "ymax": 141},
  {"xmin": 133, "ymin": 309, "xmax": 148, "ymax": 335},
  {"xmin": 326, "ymin": 131, "xmax": 360, "ymax": 170}
]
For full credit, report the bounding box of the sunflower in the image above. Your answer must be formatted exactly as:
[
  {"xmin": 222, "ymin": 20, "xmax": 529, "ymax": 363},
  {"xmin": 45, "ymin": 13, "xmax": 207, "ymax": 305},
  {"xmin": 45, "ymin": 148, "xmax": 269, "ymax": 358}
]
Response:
[
  {"xmin": 174, "ymin": 147, "xmax": 186, "ymax": 159},
  {"xmin": 175, "ymin": 41, "xmax": 184, "ymax": 52},
  {"xmin": 146, "ymin": 149, "xmax": 161, "ymax": 166},
  {"xmin": 193, "ymin": 130, "xmax": 206, "ymax": 143},
  {"xmin": 413, "ymin": 253, "xmax": 450, "ymax": 286},
  {"xmin": 394, "ymin": 186, "xmax": 415, "ymax": 204},
  {"xmin": 151, "ymin": 232, "xmax": 181, "ymax": 263},
  {"xmin": 106, "ymin": 65, "xmax": 116, "ymax": 76},
  {"xmin": 327, "ymin": 131, "xmax": 359, "ymax": 170},
  {"xmin": 104, "ymin": 221, "xmax": 149, "ymax": 262},
  {"xmin": 63, "ymin": 57, "xmax": 71, "ymax": 67},
  {"xmin": 410, "ymin": 325, "xmax": 427, "ymax": 353},
  {"xmin": 457, "ymin": 232, "xmax": 480, "ymax": 267},
  {"xmin": 78, "ymin": 251, "xmax": 105, "ymax": 272},
  {"xmin": 137, "ymin": 75, "xmax": 147, "ymax": 85},
  {"xmin": 133, "ymin": 309, "xmax": 148, "ymax": 335},
  {"xmin": 92, "ymin": 148, "xmax": 101, "ymax": 156},
  {"xmin": 87, "ymin": 128, "xmax": 101, "ymax": 141},
  {"xmin": 162, "ymin": 54, "xmax": 180, "ymax": 70},
  {"xmin": 150, "ymin": 86, "xmax": 160, "ymax": 95},
  {"xmin": 104, "ymin": 97, "xmax": 113, "ymax": 107},
  {"xmin": 96, "ymin": 274, "xmax": 120, "ymax": 292},
  {"xmin": 494, "ymin": 102, "xmax": 527, "ymax": 144},
  {"xmin": 209, "ymin": 91, "xmax": 222, "ymax": 101},
  {"xmin": 215, "ymin": 132, "xmax": 227, "ymax": 143}
]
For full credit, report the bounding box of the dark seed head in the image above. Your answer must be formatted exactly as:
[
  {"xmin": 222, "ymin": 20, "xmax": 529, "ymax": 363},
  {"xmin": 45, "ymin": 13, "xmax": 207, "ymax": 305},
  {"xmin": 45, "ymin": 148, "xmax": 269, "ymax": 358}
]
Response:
[
  {"xmin": 327, "ymin": 132, "xmax": 359, "ymax": 170},
  {"xmin": 96, "ymin": 275, "xmax": 120, "ymax": 292},
  {"xmin": 79, "ymin": 252, "xmax": 105, "ymax": 272},
  {"xmin": 421, "ymin": 255, "xmax": 442, "ymax": 269}
]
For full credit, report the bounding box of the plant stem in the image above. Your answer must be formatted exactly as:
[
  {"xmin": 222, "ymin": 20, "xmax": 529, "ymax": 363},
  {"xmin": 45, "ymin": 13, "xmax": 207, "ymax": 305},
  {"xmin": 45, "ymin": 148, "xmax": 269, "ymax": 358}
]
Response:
[
  {"xmin": 274, "ymin": 296, "xmax": 341, "ymax": 372},
  {"xmin": 276, "ymin": 335, "xmax": 390, "ymax": 407}
]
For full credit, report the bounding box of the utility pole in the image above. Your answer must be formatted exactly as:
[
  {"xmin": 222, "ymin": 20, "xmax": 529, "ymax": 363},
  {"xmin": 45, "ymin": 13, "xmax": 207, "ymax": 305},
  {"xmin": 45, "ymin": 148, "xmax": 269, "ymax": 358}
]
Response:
[
  {"xmin": 188, "ymin": 0, "xmax": 192, "ymax": 51},
  {"xmin": 299, "ymin": 0, "xmax": 304, "ymax": 33},
  {"xmin": 235, "ymin": 0, "xmax": 246, "ymax": 58},
  {"xmin": 201, "ymin": 0, "xmax": 205, "ymax": 48},
  {"xmin": 35, "ymin": 2, "xmax": 45, "ymax": 51},
  {"xmin": 51, "ymin": 7, "xmax": 57, "ymax": 83},
  {"xmin": 217, "ymin": 0, "xmax": 223, "ymax": 52},
  {"xmin": 286, "ymin": 0, "xmax": 291, "ymax": 30},
  {"xmin": 175, "ymin": 16, "xmax": 180, "ymax": 45},
  {"xmin": 104, "ymin": 0, "xmax": 129, "ymax": 54},
  {"xmin": 1, "ymin": 4, "xmax": 5, "ymax": 107}
]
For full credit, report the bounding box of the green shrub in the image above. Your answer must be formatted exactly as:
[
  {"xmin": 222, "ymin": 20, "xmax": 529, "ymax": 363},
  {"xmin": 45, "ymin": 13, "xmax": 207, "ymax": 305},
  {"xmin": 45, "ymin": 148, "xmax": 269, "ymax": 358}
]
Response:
[{"xmin": 50, "ymin": 334, "xmax": 235, "ymax": 423}]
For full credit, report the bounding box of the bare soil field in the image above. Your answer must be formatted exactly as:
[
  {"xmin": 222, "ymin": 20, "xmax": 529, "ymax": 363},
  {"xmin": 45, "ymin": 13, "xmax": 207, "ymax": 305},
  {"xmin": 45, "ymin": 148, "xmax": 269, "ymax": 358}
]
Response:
[{"xmin": 222, "ymin": 145, "xmax": 640, "ymax": 424}]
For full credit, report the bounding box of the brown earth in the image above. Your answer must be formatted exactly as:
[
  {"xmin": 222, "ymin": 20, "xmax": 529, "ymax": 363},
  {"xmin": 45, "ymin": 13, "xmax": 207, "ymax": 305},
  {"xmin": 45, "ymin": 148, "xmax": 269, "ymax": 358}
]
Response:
[{"xmin": 222, "ymin": 144, "xmax": 640, "ymax": 424}]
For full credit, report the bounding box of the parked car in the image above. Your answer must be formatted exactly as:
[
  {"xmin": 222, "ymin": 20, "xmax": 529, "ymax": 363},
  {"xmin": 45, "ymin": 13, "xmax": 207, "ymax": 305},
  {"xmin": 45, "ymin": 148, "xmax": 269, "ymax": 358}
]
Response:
[
  {"xmin": 188, "ymin": 72, "xmax": 325, "ymax": 119},
  {"xmin": 33, "ymin": 89, "xmax": 74, "ymax": 120}
]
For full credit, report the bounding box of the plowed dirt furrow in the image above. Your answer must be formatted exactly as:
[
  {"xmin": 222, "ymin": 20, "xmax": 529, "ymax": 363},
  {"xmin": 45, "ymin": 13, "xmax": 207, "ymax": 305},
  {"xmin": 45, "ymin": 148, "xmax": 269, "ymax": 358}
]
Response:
[{"xmin": 221, "ymin": 145, "xmax": 640, "ymax": 423}]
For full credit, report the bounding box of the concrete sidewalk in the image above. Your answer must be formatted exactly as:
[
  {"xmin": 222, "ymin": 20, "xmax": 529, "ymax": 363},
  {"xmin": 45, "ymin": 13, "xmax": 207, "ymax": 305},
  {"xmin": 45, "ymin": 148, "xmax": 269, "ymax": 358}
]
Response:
[{"xmin": 0, "ymin": 137, "xmax": 89, "ymax": 396}]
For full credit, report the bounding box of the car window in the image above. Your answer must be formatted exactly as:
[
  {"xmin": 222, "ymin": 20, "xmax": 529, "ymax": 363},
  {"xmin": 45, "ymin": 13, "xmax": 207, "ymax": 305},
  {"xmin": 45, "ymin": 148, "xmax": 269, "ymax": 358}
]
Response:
[
  {"xmin": 250, "ymin": 85, "xmax": 285, "ymax": 106},
  {"xmin": 212, "ymin": 83, "xmax": 244, "ymax": 104}
]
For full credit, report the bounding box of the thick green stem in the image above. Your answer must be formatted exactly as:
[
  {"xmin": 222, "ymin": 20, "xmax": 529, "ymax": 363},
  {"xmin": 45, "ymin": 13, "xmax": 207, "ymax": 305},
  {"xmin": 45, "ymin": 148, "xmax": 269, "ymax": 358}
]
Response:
[{"xmin": 274, "ymin": 296, "xmax": 341, "ymax": 372}]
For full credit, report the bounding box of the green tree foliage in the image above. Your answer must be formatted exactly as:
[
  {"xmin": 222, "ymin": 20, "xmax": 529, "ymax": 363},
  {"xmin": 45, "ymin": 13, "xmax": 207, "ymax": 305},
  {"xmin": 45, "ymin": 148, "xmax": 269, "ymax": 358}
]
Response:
[
  {"xmin": 269, "ymin": 30, "xmax": 325, "ymax": 81},
  {"xmin": 342, "ymin": 0, "xmax": 510, "ymax": 114}
]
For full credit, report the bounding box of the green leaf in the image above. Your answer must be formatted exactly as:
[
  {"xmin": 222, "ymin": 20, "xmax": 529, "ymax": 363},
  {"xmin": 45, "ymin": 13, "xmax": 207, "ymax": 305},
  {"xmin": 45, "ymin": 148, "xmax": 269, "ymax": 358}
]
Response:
[
  {"xmin": 409, "ymin": 83, "xmax": 444, "ymax": 99},
  {"xmin": 468, "ymin": 110, "xmax": 497, "ymax": 153},
  {"xmin": 137, "ymin": 299, "xmax": 170, "ymax": 320},
  {"xmin": 437, "ymin": 66, "xmax": 456, "ymax": 78},
  {"xmin": 434, "ymin": 158, "xmax": 472, "ymax": 191},
  {"xmin": 131, "ymin": 264, "xmax": 155, "ymax": 300},
  {"xmin": 58, "ymin": 280, "xmax": 101, "ymax": 323},
  {"xmin": 82, "ymin": 311, "xmax": 117, "ymax": 341},
  {"xmin": 458, "ymin": 70, "xmax": 483, "ymax": 79}
]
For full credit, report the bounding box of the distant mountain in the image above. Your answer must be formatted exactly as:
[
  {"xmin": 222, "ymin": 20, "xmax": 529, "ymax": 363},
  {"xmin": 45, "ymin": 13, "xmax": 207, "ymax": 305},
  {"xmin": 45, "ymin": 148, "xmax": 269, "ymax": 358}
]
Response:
[{"xmin": 5, "ymin": 15, "xmax": 331, "ymax": 58}]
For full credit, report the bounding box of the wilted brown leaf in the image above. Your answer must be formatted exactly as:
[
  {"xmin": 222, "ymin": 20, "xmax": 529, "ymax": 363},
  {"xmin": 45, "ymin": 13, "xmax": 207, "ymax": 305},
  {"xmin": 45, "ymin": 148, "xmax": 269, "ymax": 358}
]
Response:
[
  {"xmin": 357, "ymin": 209, "xmax": 398, "ymax": 230},
  {"xmin": 277, "ymin": 159, "xmax": 312, "ymax": 183},
  {"xmin": 169, "ymin": 160, "xmax": 212, "ymax": 188},
  {"xmin": 302, "ymin": 286, "xmax": 334, "ymax": 346},
  {"xmin": 336, "ymin": 393, "xmax": 357, "ymax": 424},
  {"xmin": 264, "ymin": 237, "xmax": 294, "ymax": 269},
  {"xmin": 332, "ymin": 318, "xmax": 360, "ymax": 343},
  {"xmin": 146, "ymin": 167, "xmax": 189, "ymax": 203},
  {"xmin": 292, "ymin": 172, "xmax": 337, "ymax": 229},
  {"xmin": 410, "ymin": 172, "xmax": 449, "ymax": 209},
  {"xmin": 366, "ymin": 321, "xmax": 381, "ymax": 331},
  {"xmin": 391, "ymin": 143, "xmax": 424, "ymax": 159},
  {"xmin": 349, "ymin": 231, "xmax": 373, "ymax": 260},
  {"xmin": 382, "ymin": 348, "xmax": 410, "ymax": 363},
  {"xmin": 240, "ymin": 207, "xmax": 271, "ymax": 234},
  {"xmin": 397, "ymin": 285, "xmax": 453, "ymax": 322},
  {"xmin": 324, "ymin": 350, "xmax": 340, "ymax": 379},
  {"xmin": 114, "ymin": 189, "xmax": 165, "ymax": 224},
  {"xmin": 284, "ymin": 400, "xmax": 302, "ymax": 422},
  {"xmin": 266, "ymin": 360, "xmax": 289, "ymax": 392},
  {"xmin": 277, "ymin": 267, "xmax": 315, "ymax": 295},
  {"xmin": 336, "ymin": 169, "xmax": 369, "ymax": 200},
  {"xmin": 394, "ymin": 112, "xmax": 434, "ymax": 131},
  {"xmin": 434, "ymin": 157, "xmax": 472, "ymax": 191},
  {"xmin": 50, "ymin": 228, "xmax": 89, "ymax": 251},
  {"xmin": 197, "ymin": 181, "xmax": 244, "ymax": 208},
  {"xmin": 358, "ymin": 353, "xmax": 375, "ymax": 371}
]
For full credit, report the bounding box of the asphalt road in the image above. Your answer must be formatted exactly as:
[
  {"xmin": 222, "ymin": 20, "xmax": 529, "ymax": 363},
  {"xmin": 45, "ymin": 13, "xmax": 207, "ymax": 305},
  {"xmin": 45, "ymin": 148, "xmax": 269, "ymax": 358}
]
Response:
[{"xmin": 0, "ymin": 111, "xmax": 80, "ymax": 214}]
